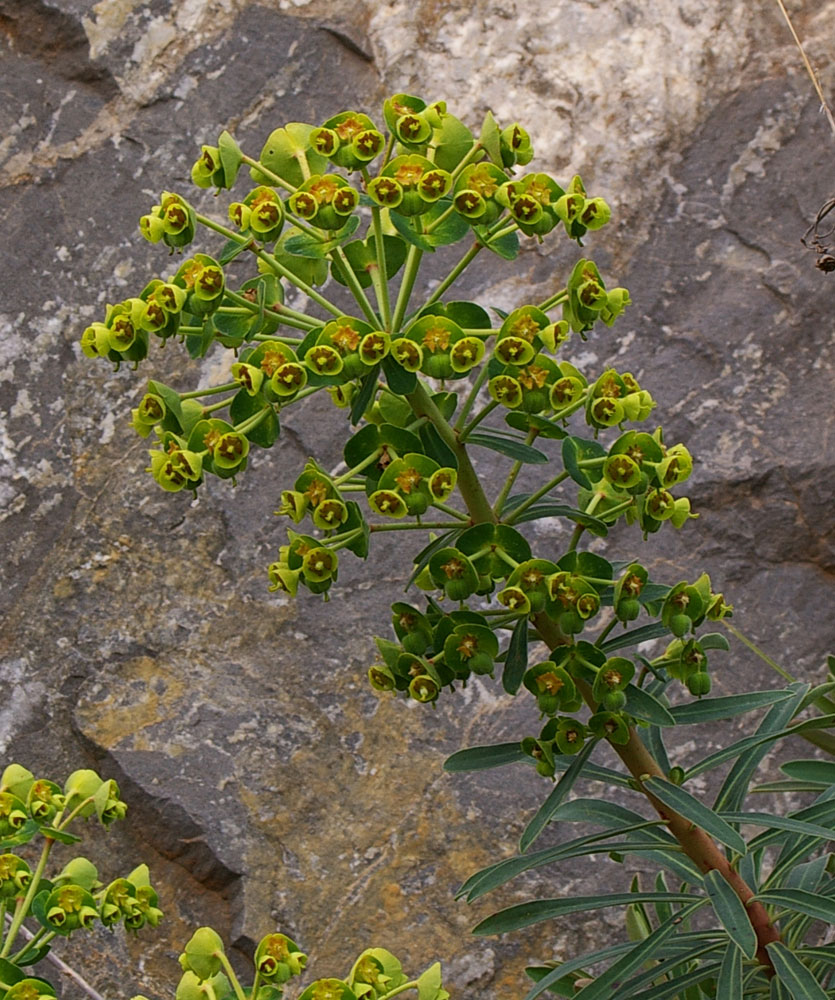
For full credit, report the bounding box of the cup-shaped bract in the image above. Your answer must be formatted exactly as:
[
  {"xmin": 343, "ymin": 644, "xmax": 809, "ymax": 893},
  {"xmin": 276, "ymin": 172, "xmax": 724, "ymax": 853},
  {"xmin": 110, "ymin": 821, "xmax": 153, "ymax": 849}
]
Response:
[
  {"xmin": 254, "ymin": 932, "xmax": 308, "ymax": 983},
  {"xmin": 179, "ymin": 926, "xmax": 225, "ymax": 981},
  {"xmin": 453, "ymin": 162, "xmax": 507, "ymax": 225},
  {"xmin": 45, "ymin": 884, "xmax": 99, "ymax": 934},
  {"xmin": 0, "ymin": 854, "xmax": 31, "ymax": 898},
  {"xmin": 375, "ymin": 155, "xmax": 451, "ymax": 217},
  {"xmin": 321, "ymin": 110, "xmax": 378, "ymax": 170},
  {"xmin": 428, "ymin": 548, "xmax": 479, "ymax": 602}
]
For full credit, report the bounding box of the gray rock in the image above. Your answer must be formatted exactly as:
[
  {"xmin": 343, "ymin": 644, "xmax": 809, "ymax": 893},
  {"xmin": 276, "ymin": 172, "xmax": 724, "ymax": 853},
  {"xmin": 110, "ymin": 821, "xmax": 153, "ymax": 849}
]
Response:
[{"xmin": 1, "ymin": 1, "xmax": 833, "ymax": 997}]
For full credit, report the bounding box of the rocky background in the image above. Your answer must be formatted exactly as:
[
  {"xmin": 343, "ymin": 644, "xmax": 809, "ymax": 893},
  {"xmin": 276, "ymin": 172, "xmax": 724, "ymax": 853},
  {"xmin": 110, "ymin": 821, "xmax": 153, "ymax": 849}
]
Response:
[{"xmin": 1, "ymin": 0, "xmax": 833, "ymax": 996}]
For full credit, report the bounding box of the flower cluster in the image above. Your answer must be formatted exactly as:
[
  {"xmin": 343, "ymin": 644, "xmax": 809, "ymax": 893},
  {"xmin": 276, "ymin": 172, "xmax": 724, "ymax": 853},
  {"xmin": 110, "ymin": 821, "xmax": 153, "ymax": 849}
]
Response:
[{"xmin": 132, "ymin": 926, "xmax": 448, "ymax": 1000}]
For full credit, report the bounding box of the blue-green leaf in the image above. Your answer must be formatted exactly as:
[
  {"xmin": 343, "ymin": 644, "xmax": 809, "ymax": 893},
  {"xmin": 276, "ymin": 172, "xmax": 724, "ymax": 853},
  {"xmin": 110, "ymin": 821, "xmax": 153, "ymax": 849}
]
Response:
[
  {"xmin": 601, "ymin": 622, "xmax": 669, "ymax": 653},
  {"xmin": 443, "ymin": 742, "xmax": 529, "ymax": 772},
  {"xmin": 572, "ymin": 901, "xmax": 709, "ymax": 1000},
  {"xmin": 755, "ymin": 889, "xmax": 835, "ymax": 925},
  {"xmin": 644, "ymin": 777, "xmax": 747, "ymax": 854},
  {"xmin": 502, "ymin": 615, "xmax": 529, "ymax": 695},
  {"xmin": 716, "ymin": 941, "xmax": 744, "ymax": 1000},
  {"xmin": 466, "ymin": 431, "xmax": 549, "ymax": 464},
  {"xmin": 624, "ymin": 684, "xmax": 676, "ymax": 726},
  {"xmin": 766, "ymin": 941, "xmax": 829, "ymax": 1000},
  {"xmin": 670, "ymin": 690, "xmax": 793, "ymax": 724},
  {"xmin": 714, "ymin": 684, "xmax": 810, "ymax": 813},
  {"xmin": 519, "ymin": 740, "xmax": 599, "ymax": 853},
  {"xmin": 473, "ymin": 891, "xmax": 697, "ymax": 936},
  {"xmin": 722, "ymin": 812, "xmax": 835, "ymax": 845},
  {"xmin": 703, "ymin": 870, "xmax": 757, "ymax": 959},
  {"xmin": 350, "ymin": 365, "xmax": 381, "ymax": 424},
  {"xmin": 781, "ymin": 760, "xmax": 835, "ymax": 784}
]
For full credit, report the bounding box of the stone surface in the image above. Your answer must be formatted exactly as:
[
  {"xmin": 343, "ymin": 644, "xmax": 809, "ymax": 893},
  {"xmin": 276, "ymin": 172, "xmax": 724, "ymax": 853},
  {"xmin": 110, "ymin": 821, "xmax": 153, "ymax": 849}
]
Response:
[{"xmin": 0, "ymin": 1, "xmax": 833, "ymax": 998}]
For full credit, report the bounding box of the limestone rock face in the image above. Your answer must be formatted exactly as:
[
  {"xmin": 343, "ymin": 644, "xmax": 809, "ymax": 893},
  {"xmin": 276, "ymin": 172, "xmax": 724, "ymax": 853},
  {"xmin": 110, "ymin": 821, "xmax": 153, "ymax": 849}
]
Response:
[{"xmin": 1, "ymin": 1, "xmax": 833, "ymax": 997}]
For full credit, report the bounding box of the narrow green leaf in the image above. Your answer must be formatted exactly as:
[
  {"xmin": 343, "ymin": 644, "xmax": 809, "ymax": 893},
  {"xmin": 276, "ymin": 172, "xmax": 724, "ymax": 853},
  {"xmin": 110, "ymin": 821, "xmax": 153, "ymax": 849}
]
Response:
[
  {"xmin": 795, "ymin": 946, "xmax": 835, "ymax": 968},
  {"xmin": 644, "ymin": 777, "xmax": 747, "ymax": 854},
  {"xmin": 615, "ymin": 962, "xmax": 723, "ymax": 1000},
  {"xmin": 703, "ymin": 870, "xmax": 757, "ymax": 959},
  {"xmin": 624, "ymin": 684, "xmax": 676, "ymax": 726},
  {"xmin": 562, "ymin": 436, "xmax": 605, "ymax": 488},
  {"xmin": 473, "ymin": 891, "xmax": 697, "ymax": 936},
  {"xmin": 722, "ymin": 811, "xmax": 835, "ymax": 844},
  {"xmin": 572, "ymin": 900, "xmax": 709, "ymax": 1000},
  {"xmin": 754, "ymin": 889, "xmax": 835, "ymax": 925},
  {"xmin": 784, "ymin": 855, "xmax": 829, "ymax": 893},
  {"xmin": 714, "ymin": 684, "xmax": 810, "ymax": 813},
  {"xmin": 443, "ymin": 742, "xmax": 528, "ymax": 773},
  {"xmin": 464, "ymin": 838, "xmax": 671, "ymax": 903},
  {"xmin": 642, "ymin": 724, "xmax": 671, "ymax": 774},
  {"xmin": 670, "ymin": 690, "xmax": 793, "ymax": 724},
  {"xmin": 11, "ymin": 944, "xmax": 50, "ymax": 967},
  {"xmin": 767, "ymin": 941, "xmax": 830, "ymax": 1000},
  {"xmin": 716, "ymin": 941, "xmax": 744, "ymax": 1000},
  {"xmin": 350, "ymin": 365, "xmax": 381, "ymax": 425},
  {"xmin": 601, "ymin": 622, "xmax": 670, "ymax": 653},
  {"xmin": 466, "ymin": 431, "xmax": 549, "ymax": 464},
  {"xmin": 37, "ymin": 826, "xmax": 81, "ymax": 845},
  {"xmin": 524, "ymin": 943, "xmax": 637, "ymax": 1000},
  {"xmin": 508, "ymin": 502, "xmax": 608, "ymax": 535},
  {"xmin": 551, "ymin": 757, "xmax": 633, "ymax": 789},
  {"xmin": 519, "ymin": 740, "xmax": 599, "ymax": 852},
  {"xmin": 781, "ymin": 760, "xmax": 835, "ymax": 784},
  {"xmin": 502, "ymin": 616, "xmax": 529, "ymax": 695},
  {"xmin": 754, "ymin": 780, "xmax": 830, "ymax": 794}
]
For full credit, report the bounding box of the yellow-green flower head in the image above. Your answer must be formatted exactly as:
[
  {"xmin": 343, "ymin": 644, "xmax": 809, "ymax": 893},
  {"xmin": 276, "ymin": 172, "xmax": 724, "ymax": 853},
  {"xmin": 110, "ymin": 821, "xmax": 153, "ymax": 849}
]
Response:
[
  {"xmin": 255, "ymin": 932, "xmax": 308, "ymax": 983},
  {"xmin": 289, "ymin": 175, "xmax": 359, "ymax": 230},
  {"xmin": 159, "ymin": 192, "xmax": 196, "ymax": 248},
  {"xmin": 4, "ymin": 979, "xmax": 57, "ymax": 1000},
  {"xmin": 26, "ymin": 778, "xmax": 64, "ymax": 823},
  {"xmin": 0, "ymin": 854, "xmax": 31, "ymax": 898},
  {"xmin": 497, "ymin": 173, "xmax": 562, "ymax": 236},
  {"xmin": 390, "ymin": 337, "xmax": 423, "ymax": 372},
  {"xmin": 453, "ymin": 162, "xmax": 507, "ymax": 225},
  {"xmin": 488, "ymin": 373, "xmax": 523, "ymax": 409},
  {"xmin": 321, "ymin": 109, "xmax": 379, "ymax": 169},
  {"xmin": 230, "ymin": 361, "xmax": 264, "ymax": 396},
  {"xmin": 376, "ymin": 155, "xmax": 451, "ymax": 217},
  {"xmin": 45, "ymin": 884, "xmax": 98, "ymax": 934}
]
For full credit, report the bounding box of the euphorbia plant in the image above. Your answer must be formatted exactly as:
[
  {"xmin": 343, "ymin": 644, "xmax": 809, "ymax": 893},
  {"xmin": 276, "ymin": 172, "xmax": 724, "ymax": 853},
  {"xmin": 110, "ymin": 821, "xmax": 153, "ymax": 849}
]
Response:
[
  {"xmin": 82, "ymin": 95, "xmax": 835, "ymax": 999},
  {"xmin": 0, "ymin": 764, "xmax": 162, "ymax": 999}
]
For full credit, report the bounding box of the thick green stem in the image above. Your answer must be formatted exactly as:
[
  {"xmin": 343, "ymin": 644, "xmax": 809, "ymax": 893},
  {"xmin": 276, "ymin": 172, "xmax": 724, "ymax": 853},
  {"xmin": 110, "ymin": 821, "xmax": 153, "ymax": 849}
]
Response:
[
  {"xmin": 459, "ymin": 399, "xmax": 499, "ymax": 440},
  {"xmin": 194, "ymin": 213, "xmax": 343, "ymax": 318},
  {"xmin": 371, "ymin": 207, "xmax": 392, "ymax": 330},
  {"xmin": 405, "ymin": 381, "xmax": 495, "ymax": 526},
  {"xmin": 216, "ymin": 952, "xmax": 247, "ymax": 1000},
  {"xmin": 330, "ymin": 248, "xmax": 381, "ymax": 326},
  {"xmin": 234, "ymin": 406, "xmax": 272, "ymax": 435},
  {"xmin": 492, "ymin": 429, "xmax": 537, "ymax": 516},
  {"xmin": 421, "ymin": 242, "xmax": 482, "ymax": 311},
  {"xmin": 180, "ymin": 382, "xmax": 238, "ymax": 400},
  {"xmin": 453, "ymin": 364, "xmax": 492, "ymax": 432},
  {"xmin": 391, "ymin": 245, "xmax": 423, "ymax": 334}
]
